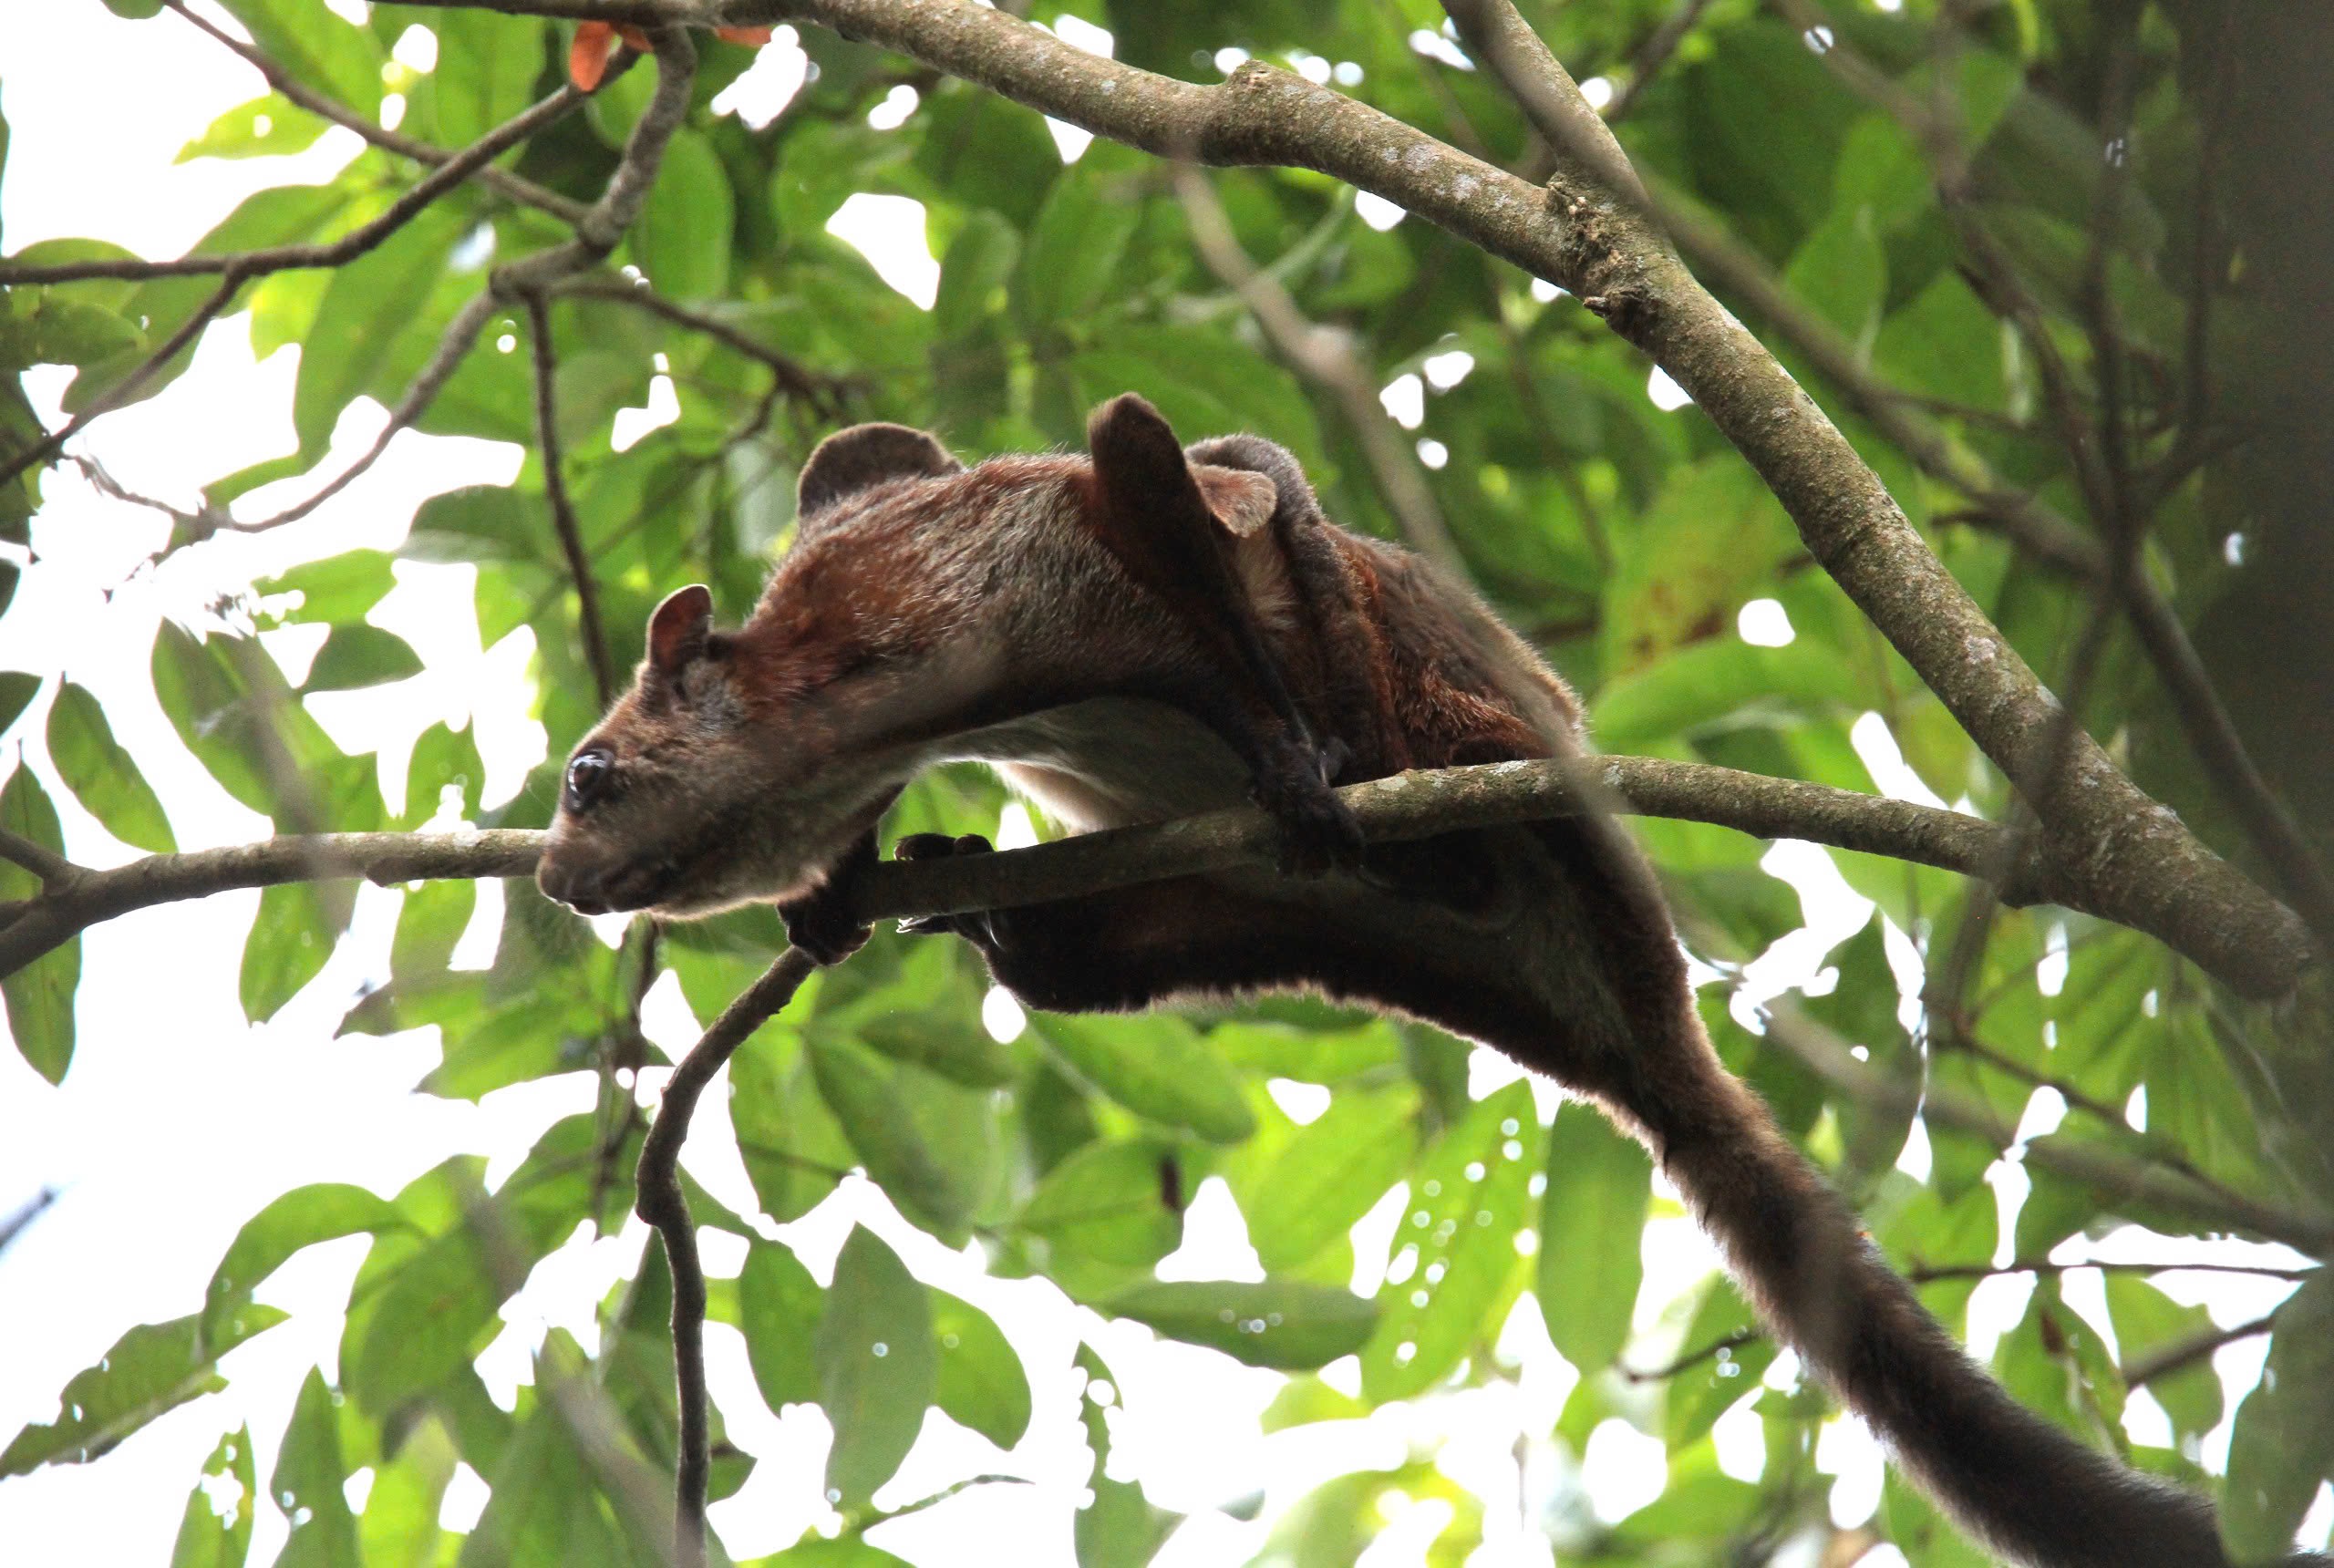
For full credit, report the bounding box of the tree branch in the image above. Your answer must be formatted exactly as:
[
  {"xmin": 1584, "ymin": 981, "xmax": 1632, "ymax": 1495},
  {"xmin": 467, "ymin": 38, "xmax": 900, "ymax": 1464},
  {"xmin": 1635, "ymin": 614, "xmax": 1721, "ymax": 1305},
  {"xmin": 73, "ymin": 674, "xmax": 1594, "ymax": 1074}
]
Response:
[
  {"xmin": 554, "ymin": 277, "xmax": 851, "ymax": 416},
  {"xmin": 0, "ymin": 85, "xmax": 584, "ymax": 286},
  {"xmin": 679, "ymin": 0, "xmax": 2306, "ymax": 997},
  {"xmin": 634, "ymin": 947, "xmax": 818, "ymax": 1568},
  {"xmin": 163, "ymin": 0, "xmax": 591, "ymax": 228},
  {"xmin": 1761, "ymin": 1004, "xmax": 2334, "ymax": 1256},
  {"xmin": 522, "ymin": 291, "xmax": 619, "ymax": 707},
  {"xmin": 2121, "ymin": 1311, "xmax": 2277, "ymax": 1391},
  {"xmin": 201, "ymin": 29, "xmax": 701, "ymax": 538},
  {"xmin": 0, "ymin": 755, "xmax": 2298, "ymax": 995},
  {"xmin": 0, "ymin": 274, "xmax": 241, "ymax": 490},
  {"xmin": 1171, "ymin": 167, "xmax": 1468, "ymax": 579}
]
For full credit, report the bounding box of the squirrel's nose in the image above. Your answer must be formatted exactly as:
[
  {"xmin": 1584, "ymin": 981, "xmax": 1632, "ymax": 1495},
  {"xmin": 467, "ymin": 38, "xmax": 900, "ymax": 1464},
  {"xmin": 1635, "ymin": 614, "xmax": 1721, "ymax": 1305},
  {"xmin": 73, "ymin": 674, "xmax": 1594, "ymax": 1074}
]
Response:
[{"xmin": 536, "ymin": 857, "xmax": 608, "ymax": 916}]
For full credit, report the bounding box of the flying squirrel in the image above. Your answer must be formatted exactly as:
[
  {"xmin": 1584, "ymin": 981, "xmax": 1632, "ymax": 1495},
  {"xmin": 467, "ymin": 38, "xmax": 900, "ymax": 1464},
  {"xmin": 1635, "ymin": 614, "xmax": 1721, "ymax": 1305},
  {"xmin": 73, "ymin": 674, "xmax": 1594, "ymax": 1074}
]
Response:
[{"xmin": 537, "ymin": 393, "xmax": 2314, "ymax": 1568}]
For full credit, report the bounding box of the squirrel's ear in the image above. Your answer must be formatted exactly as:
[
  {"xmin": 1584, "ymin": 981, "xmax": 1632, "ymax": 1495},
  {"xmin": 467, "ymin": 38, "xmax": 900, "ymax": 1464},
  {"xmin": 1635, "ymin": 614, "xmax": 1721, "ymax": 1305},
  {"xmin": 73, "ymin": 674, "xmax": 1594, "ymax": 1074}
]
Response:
[
  {"xmin": 798, "ymin": 423, "xmax": 962, "ymax": 518},
  {"xmin": 1193, "ymin": 465, "xmax": 1278, "ymax": 537},
  {"xmin": 646, "ymin": 583, "xmax": 713, "ymax": 677},
  {"xmin": 1090, "ymin": 394, "xmax": 1275, "ymax": 538}
]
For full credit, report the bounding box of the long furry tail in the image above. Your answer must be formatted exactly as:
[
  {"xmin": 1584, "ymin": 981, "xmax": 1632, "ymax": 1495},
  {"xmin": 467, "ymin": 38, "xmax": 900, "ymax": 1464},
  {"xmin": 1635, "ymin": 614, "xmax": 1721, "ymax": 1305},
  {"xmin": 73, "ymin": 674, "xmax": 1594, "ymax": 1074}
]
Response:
[
  {"xmin": 1521, "ymin": 816, "xmax": 2316, "ymax": 1568},
  {"xmin": 1658, "ymin": 1057, "xmax": 2308, "ymax": 1568}
]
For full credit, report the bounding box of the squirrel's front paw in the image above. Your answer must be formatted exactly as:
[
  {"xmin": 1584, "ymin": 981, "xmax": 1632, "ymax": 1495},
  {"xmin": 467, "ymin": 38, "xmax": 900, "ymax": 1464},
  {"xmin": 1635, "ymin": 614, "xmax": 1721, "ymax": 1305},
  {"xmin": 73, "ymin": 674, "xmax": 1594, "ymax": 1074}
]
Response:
[
  {"xmin": 1253, "ymin": 748, "xmax": 1364, "ymax": 878},
  {"xmin": 777, "ymin": 831, "xmax": 879, "ymax": 965},
  {"xmin": 777, "ymin": 882, "xmax": 872, "ymax": 966},
  {"xmin": 893, "ymin": 833, "xmax": 1002, "ymax": 948}
]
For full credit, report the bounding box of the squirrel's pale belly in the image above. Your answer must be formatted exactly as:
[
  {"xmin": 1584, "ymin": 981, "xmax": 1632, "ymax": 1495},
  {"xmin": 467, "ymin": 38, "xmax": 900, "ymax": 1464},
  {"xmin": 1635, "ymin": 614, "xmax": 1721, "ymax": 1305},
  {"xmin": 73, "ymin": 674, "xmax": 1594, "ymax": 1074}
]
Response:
[{"xmin": 945, "ymin": 696, "xmax": 1251, "ymax": 836}]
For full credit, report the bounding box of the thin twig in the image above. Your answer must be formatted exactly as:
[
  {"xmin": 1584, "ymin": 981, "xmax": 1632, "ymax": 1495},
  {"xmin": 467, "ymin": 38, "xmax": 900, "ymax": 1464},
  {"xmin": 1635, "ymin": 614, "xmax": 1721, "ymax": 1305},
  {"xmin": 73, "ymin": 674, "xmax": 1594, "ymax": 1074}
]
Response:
[
  {"xmin": 163, "ymin": 0, "xmax": 590, "ymax": 227},
  {"xmin": 1905, "ymin": 1259, "xmax": 2311, "ymax": 1285},
  {"xmin": 2122, "ymin": 1311, "xmax": 2277, "ymax": 1390},
  {"xmin": 1605, "ymin": 0, "xmax": 1716, "ymax": 124},
  {"xmin": 1621, "ymin": 1327, "xmax": 1758, "ymax": 1382},
  {"xmin": 522, "ymin": 291, "xmax": 619, "ymax": 707},
  {"xmin": 0, "ymin": 86, "xmax": 583, "ymax": 286},
  {"xmin": 1761, "ymin": 1004, "xmax": 2334, "ymax": 1255},
  {"xmin": 635, "ymin": 947, "xmax": 819, "ymax": 1568},
  {"xmin": 0, "ymin": 275, "xmax": 240, "ymax": 489},
  {"xmin": 1171, "ymin": 167, "xmax": 1469, "ymax": 580},
  {"xmin": 555, "ymin": 276, "xmax": 849, "ymax": 414},
  {"xmin": 218, "ymin": 293, "xmax": 501, "ymax": 536}
]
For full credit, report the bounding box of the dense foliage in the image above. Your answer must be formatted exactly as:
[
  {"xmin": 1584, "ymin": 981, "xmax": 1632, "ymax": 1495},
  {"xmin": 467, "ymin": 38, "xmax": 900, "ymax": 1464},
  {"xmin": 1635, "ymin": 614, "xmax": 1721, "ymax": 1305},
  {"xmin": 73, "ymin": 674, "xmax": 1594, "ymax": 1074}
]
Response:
[{"xmin": 3, "ymin": 1, "xmax": 2329, "ymax": 1565}]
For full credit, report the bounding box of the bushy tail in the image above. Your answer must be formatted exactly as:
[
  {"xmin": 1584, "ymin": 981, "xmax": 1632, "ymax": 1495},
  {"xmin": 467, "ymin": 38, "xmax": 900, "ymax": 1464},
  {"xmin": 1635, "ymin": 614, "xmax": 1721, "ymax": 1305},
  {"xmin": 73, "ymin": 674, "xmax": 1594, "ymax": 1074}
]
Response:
[
  {"xmin": 1658, "ymin": 1059, "xmax": 2257, "ymax": 1568},
  {"xmin": 1516, "ymin": 816, "xmax": 2314, "ymax": 1568}
]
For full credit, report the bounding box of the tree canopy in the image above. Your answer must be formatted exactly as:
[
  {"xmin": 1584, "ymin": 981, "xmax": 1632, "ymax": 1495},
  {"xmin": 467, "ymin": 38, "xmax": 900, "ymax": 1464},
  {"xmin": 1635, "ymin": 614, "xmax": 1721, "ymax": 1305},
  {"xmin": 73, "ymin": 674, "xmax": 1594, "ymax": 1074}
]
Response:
[{"xmin": 2, "ymin": 2, "xmax": 2329, "ymax": 1565}]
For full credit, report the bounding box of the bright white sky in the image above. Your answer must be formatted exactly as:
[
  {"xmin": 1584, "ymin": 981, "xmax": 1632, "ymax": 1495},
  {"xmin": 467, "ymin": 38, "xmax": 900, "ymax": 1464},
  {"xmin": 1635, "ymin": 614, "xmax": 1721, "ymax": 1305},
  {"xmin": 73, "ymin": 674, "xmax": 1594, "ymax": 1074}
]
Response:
[{"xmin": 0, "ymin": 5, "xmax": 2320, "ymax": 1567}]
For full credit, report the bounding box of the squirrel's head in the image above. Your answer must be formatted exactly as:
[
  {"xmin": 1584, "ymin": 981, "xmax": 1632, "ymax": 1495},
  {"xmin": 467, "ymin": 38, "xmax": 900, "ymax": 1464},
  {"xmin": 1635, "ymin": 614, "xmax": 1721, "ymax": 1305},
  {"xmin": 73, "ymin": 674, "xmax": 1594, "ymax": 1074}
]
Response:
[{"xmin": 534, "ymin": 422, "xmax": 968, "ymax": 919}]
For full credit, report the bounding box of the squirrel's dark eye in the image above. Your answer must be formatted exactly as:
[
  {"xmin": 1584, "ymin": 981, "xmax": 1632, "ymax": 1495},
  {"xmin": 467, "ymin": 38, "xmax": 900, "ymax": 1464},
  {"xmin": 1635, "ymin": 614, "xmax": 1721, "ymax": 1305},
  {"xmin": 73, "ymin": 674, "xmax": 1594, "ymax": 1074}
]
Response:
[{"xmin": 564, "ymin": 748, "xmax": 614, "ymax": 810}]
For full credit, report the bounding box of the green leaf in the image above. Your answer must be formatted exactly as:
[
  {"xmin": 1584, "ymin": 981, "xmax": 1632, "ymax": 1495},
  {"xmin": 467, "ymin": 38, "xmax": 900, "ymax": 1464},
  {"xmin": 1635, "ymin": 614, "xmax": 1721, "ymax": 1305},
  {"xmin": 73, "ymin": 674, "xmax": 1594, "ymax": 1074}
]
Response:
[
  {"xmin": 0, "ymin": 670, "xmax": 37, "ymax": 736},
  {"xmin": 302, "ymin": 624, "xmax": 424, "ymax": 692},
  {"xmin": 2102, "ymin": 1274, "xmax": 2223, "ymax": 1445},
  {"xmin": 1805, "ymin": 917, "xmax": 1915, "ymax": 1184},
  {"xmin": 402, "ymin": 12, "xmax": 544, "ymax": 150},
  {"xmin": 240, "ymin": 881, "xmax": 342, "ymax": 1023},
  {"xmin": 341, "ymin": 1162, "xmax": 514, "ymax": 1415},
  {"xmin": 102, "ymin": 0, "xmax": 166, "ymax": 16},
  {"xmin": 1017, "ymin": 1136, "xmax": 1182, "ymax": 1285},
  {"xmin": 1, "ymin": 296, "xmax": 143, "ymax": 368},
  {"xmin": 201, "ymin": 1182, "xmax": 408, "ymax": 1356},
  {"xmin": 0, "ymin": 768, "xmax": 77, "ymax": 1082},
  {"xmin": 1032, "ymin": 1014, "xmax": 1256, "ymax": 1144},
  {"xmin": 932, "ymin": 1290, "xmax": 1031, "ymax": 1449},
  {"xmin": 1590, "ymin": 641, "xmax": 1863, "ymax": 748},
  {"xmin": 740, "ymin": 1238, "xmax": 824, "ymax": 1413},
  {"xmin": 1535, "ymin": 1101, "xmax": 1651, "ymax": 1371},
  {"xmin": 2223, "ymin": 1274, "xmax": 2334, "ymax": 1563},
  {"xmin": 294, "ymin": 204, "xmax": 463, "ymax": 455},
  {"xmin": 1781, "ymin": 207, "xmax": 1885, "ymax": 351},
  {"xmin": 1243, "ymin": 1085, "xmax": 1419, "ymax": 1273},
  {"xmin": 1360, "ymin": 1082, "xmax": 1538, "ymax": 1401},
  {"xmin": 0, "ymin": 1309, "xmax": 285, "ymax": 1477},
  {"xmin": 170, "ymin": 1425, "xmax": 256, "ymax": 1568},
  {"xmin": 356, "ymin": 1416, "xmax": 456, "ymax": 1568},
  {"xmin": 1663, "ymin": 1284, "xmax": 1773, "ymax": 1448},
  {"xmin": 1103, "ymin": 1279, "xmax": 1378, "ymax": 1371},
  {"xmin": 816, "ymin": 1225, "xmax": 935, "ymax": 1508},
  {"xmin": 1073, "ymin": 1344, "xmax": 1174, "ymax": 1568},
  {"xmin": 933, "ymin": 209, "xmax": 1020, "ymax": 343},
  {"xmin": 177, "ymin": 94, "xmax": 326, "ymax": 162},
  {"xmin": 1014, "ymin": 156, "xmax": 1142, "ymax": 328},
  {"xmin": 258, "ymin": 551, "xmax": 398, "ymax": 624},
  {"xmin": 810, "ymin": 1034, "xmax": 969, "ymax": 1233},
  {"xmin": 629, "ymin": 128, "xmax": 732, "ymax": 301},
  {"xmin": 274, "ymin": 1369, "xmax": 361, "ymax": 1568},
  {"xmin": 47, "ymin": 681, "xmax": 175, "ymax": 851},
  {"xmin": 211, "ymin": 0, "xmax": 382, "ymax": 115}
]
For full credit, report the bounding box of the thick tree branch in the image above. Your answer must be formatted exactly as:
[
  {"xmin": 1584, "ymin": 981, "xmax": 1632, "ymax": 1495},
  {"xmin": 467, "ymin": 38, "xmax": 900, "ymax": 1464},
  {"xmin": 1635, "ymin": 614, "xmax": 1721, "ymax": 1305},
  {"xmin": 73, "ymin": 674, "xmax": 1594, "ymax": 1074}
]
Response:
[
  {"xmin": 0, "ymin": 756, "xmax": 2298, "ymax": 995},
  {"xmin": 634, "ymin": 947, "xmax": 818, "ymax": 1568},
  {"xmin": 1749, "ymin": 0, "xmax": 2331, "ymax": 953},
  {"xmin": 666, "ymin": 0, "xmax": 2307, "ymax": 996}
]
